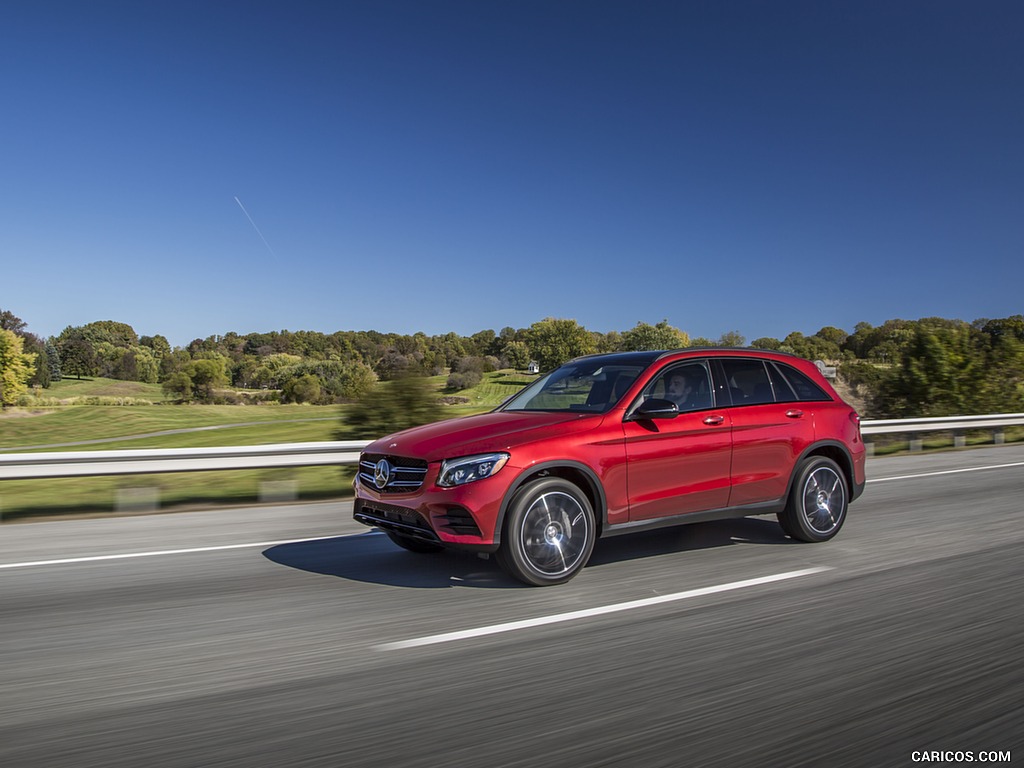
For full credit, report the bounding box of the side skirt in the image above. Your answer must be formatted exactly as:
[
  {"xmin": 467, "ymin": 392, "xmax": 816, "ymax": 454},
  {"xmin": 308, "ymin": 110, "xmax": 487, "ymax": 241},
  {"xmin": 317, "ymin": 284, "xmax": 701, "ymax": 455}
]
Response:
[{"xmin": 601, "ymin": 500, "xmax": 786, "ymax": 539}]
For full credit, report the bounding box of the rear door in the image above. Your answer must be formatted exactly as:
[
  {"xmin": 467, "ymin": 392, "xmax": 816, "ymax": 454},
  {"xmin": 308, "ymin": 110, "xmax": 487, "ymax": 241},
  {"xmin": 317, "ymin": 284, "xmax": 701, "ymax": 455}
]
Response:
[
  {"xmin": 623, "ymin": 360, "xmax": 733, "ymax": 520},
  {"xmin": 716, "ymin": 358, "xmax": 816, "ymax": 507}
]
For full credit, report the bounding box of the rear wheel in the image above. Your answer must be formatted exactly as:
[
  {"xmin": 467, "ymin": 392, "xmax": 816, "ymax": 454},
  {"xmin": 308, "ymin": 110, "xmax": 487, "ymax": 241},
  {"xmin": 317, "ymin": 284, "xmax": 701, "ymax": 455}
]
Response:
[
  {"xmin": 385, "ymin": 530, "xmax": 444, "ymax": 553},
  {"xmin": 778, "ymin": 456, "xmax": 848, "ymax": 542},
  {"xmin": 497, "ymin": 477, "xmax": 596, "ymax": 586}
]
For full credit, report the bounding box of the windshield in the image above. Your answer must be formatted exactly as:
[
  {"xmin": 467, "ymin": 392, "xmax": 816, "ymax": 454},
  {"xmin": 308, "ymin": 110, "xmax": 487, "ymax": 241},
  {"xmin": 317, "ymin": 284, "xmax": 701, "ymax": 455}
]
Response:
[{"xmin": 500, "ymin": 362, "xmax": 647, "ymax": 413}]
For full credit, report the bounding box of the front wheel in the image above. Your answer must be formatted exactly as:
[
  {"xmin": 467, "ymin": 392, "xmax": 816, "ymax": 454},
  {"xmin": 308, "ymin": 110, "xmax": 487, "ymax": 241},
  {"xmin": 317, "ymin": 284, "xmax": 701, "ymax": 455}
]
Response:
[
  {"xmin": 778, "ymin": 456, "xmax": 848, "ymax": 542},
  {"xmin": 497, "ymin": 478, "xmax": 596, "ymax": 586}
]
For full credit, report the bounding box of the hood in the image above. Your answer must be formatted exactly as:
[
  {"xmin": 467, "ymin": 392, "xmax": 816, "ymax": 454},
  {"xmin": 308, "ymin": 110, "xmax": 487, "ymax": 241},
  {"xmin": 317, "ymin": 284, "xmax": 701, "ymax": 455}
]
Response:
[{"xmin": 364, "ymin": 411, "xmax": 599, "ymax": 463}]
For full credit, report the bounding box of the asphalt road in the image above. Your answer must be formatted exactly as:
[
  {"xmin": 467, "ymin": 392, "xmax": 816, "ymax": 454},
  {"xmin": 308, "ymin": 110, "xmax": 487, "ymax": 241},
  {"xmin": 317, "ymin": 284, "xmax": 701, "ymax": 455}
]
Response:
[{"xmin": 2, "ymin": 446, "xmax": 1022, "ymax": 767}]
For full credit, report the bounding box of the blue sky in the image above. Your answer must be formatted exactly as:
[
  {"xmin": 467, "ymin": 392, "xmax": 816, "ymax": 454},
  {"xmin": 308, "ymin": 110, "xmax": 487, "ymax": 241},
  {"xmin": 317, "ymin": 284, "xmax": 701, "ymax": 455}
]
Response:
[{"xmin": 3, "ymin": 1, "xmax": 1022, "ymax": 348}]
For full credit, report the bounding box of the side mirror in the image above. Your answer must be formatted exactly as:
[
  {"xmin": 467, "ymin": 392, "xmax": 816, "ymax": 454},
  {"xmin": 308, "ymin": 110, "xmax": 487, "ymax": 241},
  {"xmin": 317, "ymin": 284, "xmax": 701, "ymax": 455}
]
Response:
[{"xmin": 629, "ymin": 398, "xmax": 679, "ymax": 421}]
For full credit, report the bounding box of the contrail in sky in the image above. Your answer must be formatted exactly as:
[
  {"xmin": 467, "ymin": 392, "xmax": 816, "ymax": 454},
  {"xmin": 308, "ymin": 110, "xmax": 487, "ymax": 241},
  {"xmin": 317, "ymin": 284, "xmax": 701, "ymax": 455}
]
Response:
[{"xmin": 234, "ymin": 196, "xmax": 277, "ymax": 257}]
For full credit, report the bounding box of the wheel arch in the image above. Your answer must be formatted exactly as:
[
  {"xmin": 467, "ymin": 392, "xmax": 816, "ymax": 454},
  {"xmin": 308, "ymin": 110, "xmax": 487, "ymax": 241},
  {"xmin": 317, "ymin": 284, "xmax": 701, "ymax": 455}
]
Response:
[
  {"xmin": 787, "ymin": 441, "xmax": 855, "ymax": 501},
  {"xmin": 493, "ymin": 461, "xmax": 607, "ymax": 546}
]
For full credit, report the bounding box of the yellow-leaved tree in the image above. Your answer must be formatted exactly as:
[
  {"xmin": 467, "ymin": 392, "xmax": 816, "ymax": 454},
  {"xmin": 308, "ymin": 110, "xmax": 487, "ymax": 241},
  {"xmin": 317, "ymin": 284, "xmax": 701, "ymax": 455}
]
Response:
[{"xmin": 0, "ymin": 328, "xmax": 37, "ymax": 408}]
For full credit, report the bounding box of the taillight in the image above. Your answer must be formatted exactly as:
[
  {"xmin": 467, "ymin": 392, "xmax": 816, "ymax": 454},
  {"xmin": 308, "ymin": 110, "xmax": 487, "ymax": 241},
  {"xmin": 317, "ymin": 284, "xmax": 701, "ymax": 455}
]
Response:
[{"xmin": 850, "ymin": 411, "xmax": 862, "ymax": 435}]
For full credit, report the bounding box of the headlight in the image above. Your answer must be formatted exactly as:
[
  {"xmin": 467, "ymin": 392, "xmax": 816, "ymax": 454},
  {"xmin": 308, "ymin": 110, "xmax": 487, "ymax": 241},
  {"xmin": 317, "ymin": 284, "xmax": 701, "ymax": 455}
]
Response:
[{"xmin": 437, "ymin": 452, "xmax": 510, "ymax": 488}]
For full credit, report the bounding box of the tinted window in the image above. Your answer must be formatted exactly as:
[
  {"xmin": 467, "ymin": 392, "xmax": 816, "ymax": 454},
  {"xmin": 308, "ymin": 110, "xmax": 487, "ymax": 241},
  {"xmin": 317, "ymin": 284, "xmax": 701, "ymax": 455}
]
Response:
[
  {"xmin": 766, "ymin": 363, "xmax": 798, "ymax": 402},
  {"xmin": 720, "ymin": 359, "xmax": 774, "ymax": 405},
  {"xmin": 773, "ymin": 363, "xmax": 831, "ymax": 402},
  {"xmin": 644, "ymin": 361, "xmax": 713, "ymax": 412},
  {"xmin": 502, "ymin": 362, "xmax": 647, "ymax": 413}
]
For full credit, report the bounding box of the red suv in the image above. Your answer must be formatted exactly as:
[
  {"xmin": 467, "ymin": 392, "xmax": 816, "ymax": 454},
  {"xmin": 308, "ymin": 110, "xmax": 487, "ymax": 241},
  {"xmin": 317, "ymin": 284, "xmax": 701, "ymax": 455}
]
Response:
[{"xmin": 353, "ymin": 349, "xmax": 866, "ymax": 585}]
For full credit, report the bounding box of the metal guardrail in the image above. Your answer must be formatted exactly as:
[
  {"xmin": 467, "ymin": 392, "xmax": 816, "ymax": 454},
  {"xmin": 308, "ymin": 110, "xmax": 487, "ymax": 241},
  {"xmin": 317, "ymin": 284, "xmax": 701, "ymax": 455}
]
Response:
[
  {"xmin": 860, "ymin": 413, "xmax": 1024, "ymax": 435},
  {"xmin": 859, "ymin": 412, "xmax": 1024, "ymax": 455},
  {"xmin": 0, "ymin": 441, "xmax": 369, "ymax": 480},
  {"xmin": 0, "ymin": 414, "xmax": 1022, "ymax": 481}
]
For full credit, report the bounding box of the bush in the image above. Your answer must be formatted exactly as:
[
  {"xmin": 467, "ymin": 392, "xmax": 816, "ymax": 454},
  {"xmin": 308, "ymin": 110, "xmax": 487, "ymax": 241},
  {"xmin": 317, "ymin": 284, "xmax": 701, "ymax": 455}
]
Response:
[
  {"xmin": 336, "ymin": 374, "xmax": 444, "ymax": 440},
  {"xmin": 162, "ymin": 372, "xmax": 193, "ymax": 402},
  {"xmin": 210, "ymin": 391, "xmax": 243, "ymax": 405},
  {"xmin": 282, "ymin": 374, "xmax": 323, "ymax": 404},
  {"xmin": 446, "ymin": 370, "xmax": 483, "ymax": 391},
  {"xmin": 277, "ymin": 361, "xmax": 377, "ymax": 403}
]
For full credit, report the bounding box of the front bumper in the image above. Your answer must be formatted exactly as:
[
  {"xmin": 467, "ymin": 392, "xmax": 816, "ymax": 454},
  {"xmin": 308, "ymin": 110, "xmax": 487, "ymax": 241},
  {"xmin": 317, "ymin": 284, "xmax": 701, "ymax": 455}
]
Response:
[{"xmin": 352, "ymin": 463, "xmax": 513, "ymax": 552}]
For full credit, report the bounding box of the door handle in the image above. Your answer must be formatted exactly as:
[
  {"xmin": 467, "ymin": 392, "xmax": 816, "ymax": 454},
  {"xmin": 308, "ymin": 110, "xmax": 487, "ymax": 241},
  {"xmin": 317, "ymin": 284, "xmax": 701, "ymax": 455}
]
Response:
[
  {"xmin": 785, "ymin": 409, "xmax": 804, "ymax": 419},
  {"xmin": 703, "ymin": 415, "xmax": 725, "ymax": 426}
]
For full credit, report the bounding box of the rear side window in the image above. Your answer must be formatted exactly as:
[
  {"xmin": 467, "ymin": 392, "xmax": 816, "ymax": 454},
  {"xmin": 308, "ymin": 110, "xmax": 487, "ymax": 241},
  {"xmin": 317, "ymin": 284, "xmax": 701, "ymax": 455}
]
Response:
[
  {"xmin": 766, "ymin": 364, "xmax": 798, "ymax": 402},
  {"xmin": 719, "ymin": 358, "xmax": 833, "ymax": 405},
  {"xmin": 720, "ymin": 359, "xmax": 774, "ymax": 405},
  {"xmin": 772, "ymin": 362, "xmax": 832, "ymax": 402}
]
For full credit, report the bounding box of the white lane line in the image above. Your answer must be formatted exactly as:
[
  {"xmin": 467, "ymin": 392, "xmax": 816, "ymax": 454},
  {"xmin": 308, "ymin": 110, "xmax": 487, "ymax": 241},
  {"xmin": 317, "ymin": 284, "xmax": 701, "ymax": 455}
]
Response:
[
  {"xmin": 0, "ymin": 531, "xmax": 381, "ymax": 570},
  {"xmin": 5, "ymin": 461, "xmax": 1018, "ymax": 571},
  {"xmin": 867, "ymin": 460, "xmax": 1024, "ymax": 484},
  {"xmin": 375, "ymin": 567, "xmax": 832, "ymax": 651}
]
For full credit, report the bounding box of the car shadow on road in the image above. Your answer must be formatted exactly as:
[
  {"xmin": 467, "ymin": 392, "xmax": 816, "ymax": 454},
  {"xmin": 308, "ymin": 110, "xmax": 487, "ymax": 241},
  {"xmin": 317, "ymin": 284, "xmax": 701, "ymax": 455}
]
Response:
[
  {"xmin": 587, "ymin": 516, "xmax": 793, "ymax": 569},
  {"xmin": 264, "ymin": 516, "xmax": 793, "ymax": 589},
  {"xmin": 263, "ymin": 532, "xmax": 519, "ymax": 589}
]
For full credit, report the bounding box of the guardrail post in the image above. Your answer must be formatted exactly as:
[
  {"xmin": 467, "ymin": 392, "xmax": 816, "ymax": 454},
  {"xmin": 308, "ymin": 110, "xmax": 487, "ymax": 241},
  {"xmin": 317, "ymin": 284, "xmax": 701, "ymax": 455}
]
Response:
[
  {"xmin": 909, "ymin": 438, "xmax": 923, "ymax": 452},
  {"xmin": 953, "ymin": 432, "xmax": 966, "ymax": 449},
  {"xmin": 994, "ymin": 429, "xmax": 1006, "ymax": 445},
  {"xmin": 864, "ymin": 441, "xmax": 875, "ymax": 457}
]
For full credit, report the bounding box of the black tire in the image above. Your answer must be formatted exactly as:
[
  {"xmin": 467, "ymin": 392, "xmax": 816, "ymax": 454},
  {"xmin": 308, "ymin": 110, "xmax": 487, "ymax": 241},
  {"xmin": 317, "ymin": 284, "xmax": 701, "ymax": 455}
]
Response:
[
  {"xmin": 497, "ymin": 477, "xmax": 596, "ymax": 586},
  {"xmin": 778, "ymin": 456, "xmax": 848, "ymax": 542},
  {"xmin": 385, "ymin": 530, "xmax": 445, "ymax": 553}
]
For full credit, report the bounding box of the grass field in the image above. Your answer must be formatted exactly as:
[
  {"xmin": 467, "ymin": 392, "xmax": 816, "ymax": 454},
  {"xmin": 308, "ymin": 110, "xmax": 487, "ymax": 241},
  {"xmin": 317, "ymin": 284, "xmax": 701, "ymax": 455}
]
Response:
[
  {"xmin": 0, "ymin": 373, "xmax": 528, "ymax": 521},
  {"xmin": 41, "ymin": 376, "xmax": 171, "ymax": 401},
  {"xmin": 441, "ymin": 370, "xmax": 537, "ymax": 408},
  {"xmin": 0, "ymin": 404, "xmax": 344, "ymax": 451}
]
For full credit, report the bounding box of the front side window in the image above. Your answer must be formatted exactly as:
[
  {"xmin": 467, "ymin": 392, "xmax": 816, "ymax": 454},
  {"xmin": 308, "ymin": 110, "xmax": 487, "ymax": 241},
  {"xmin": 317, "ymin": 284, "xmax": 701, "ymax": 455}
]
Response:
[
  {"xmin": 501, "ymin": 362, "xmax": 648, "ymax": 413},
  {"xmin": 643, "ymin": 361, "xmax": 713, "ymax": 412}
]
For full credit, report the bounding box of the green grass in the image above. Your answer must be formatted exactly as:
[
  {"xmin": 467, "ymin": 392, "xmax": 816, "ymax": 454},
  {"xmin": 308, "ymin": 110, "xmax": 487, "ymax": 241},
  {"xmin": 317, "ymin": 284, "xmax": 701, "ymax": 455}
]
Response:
[
  {"xmin": 1, "ymin": 372, "xmax": 532, "ymax": 453},
  {"xmin": 0, "ymin": 403, "xmax": 344, "ymax": 451},
  {"xmin": 35, "ymin": 376, "xmax": 171, "ymax": 402},
  {"xmin": 456, "ymin": 370, "xmax": 537, "ymax": 403},
  {"xmin": 0, "ymin": 400, "xmax": 352, "ymax": 520},
  {"xmin": 0, "ymin": 372, "xmax": 531, "ymax": 520},
  {"xmin": 435, "ymin": 370, "xmax": 537, "ymax": 416},
  {"xmin": 0, "ymin": 467, "xmax": 356, "ymax": 523}
]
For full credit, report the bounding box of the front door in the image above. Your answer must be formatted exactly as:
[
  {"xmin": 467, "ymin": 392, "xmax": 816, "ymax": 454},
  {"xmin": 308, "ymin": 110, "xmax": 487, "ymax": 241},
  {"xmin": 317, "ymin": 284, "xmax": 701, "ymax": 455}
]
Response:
[{"xmin": 623, "ymin": 361, "xmax": 732, "ymax": 521}]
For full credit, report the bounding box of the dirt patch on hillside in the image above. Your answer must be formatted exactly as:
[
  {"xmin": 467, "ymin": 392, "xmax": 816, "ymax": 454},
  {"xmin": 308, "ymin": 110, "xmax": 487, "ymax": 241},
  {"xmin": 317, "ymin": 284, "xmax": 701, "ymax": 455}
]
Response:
[{"xmin": 831, "ymin": 377, "xmax": 869, "ymax": 415}]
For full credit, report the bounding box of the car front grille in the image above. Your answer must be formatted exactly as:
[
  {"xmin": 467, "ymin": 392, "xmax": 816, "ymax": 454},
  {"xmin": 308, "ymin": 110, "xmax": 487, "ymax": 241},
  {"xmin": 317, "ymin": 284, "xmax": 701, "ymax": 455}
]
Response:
[{"xmin": 359, "ymin": 453, "xmax": 428, "ymax": 493}]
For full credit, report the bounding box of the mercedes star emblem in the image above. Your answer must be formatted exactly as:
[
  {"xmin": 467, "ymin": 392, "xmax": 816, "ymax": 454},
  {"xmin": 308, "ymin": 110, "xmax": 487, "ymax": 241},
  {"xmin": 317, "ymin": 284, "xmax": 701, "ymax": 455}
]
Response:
[{"xmin": 373, "ymin": 459, "xmax": 392, "ymax": 490}]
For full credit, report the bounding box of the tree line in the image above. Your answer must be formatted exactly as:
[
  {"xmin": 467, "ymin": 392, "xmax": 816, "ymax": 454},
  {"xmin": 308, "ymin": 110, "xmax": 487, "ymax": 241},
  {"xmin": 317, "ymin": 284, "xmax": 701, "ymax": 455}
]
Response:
[{"xmin": 2, "ymin": 307, "xmax": 1023, "ymax": 418}]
